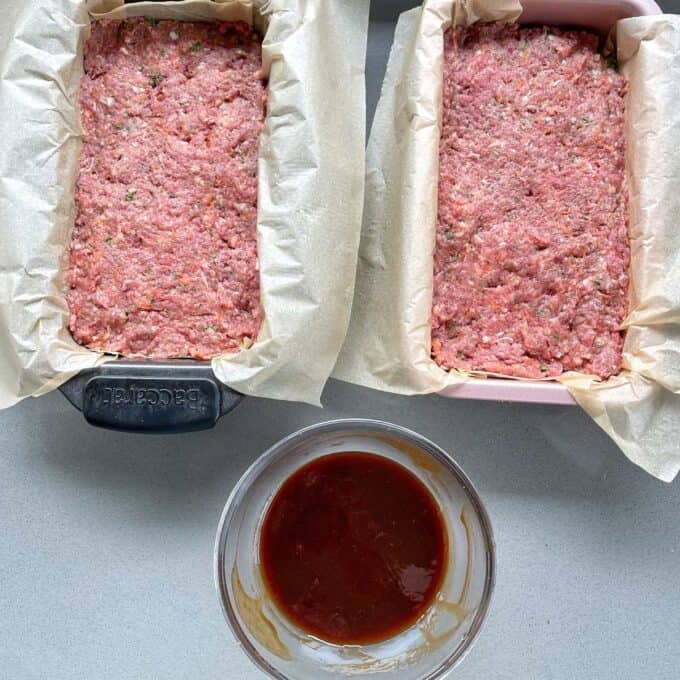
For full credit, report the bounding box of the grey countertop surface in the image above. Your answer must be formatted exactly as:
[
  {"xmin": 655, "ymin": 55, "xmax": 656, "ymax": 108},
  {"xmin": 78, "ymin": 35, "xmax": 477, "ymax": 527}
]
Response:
[{"xmin": 2, "ymin": 2, "xmax": 680, "ymax": 679}]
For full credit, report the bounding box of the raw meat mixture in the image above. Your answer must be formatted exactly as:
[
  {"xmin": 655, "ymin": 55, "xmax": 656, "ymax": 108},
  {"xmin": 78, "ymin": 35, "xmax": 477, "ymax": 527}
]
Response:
[
  {"xmin": 432, "ymin": 24, "xmax": 629, "ymax": 379},
  {"xmin": 67, "ymin": 18, "xmax": 265, "ymax": 359}
]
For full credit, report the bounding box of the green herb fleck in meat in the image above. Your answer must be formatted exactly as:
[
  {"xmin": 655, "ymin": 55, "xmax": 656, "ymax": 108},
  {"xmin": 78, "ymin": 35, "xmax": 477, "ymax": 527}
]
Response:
[
  {"xmin": 149, "ymin": 72, "xmax": 163, "ymax": 88},
  {"xmin": 594, "ymin": 276, "xmax": 602, "ymax": 287},
  {"xmin": 105, "ymin": 236, "xmax": 113, "ymax": 244},
  {"xmin": 190, "ymin": 42, "xmax": 202, "ymax": 53},
  {"xmin": 606, "ymin": 56, "xmax": 618, "ymax": 71},
  {"xmin": 125, "ymin": 190, "xmax": 136, "ymax": 202},
  {"xmin": 539, "ymin": 363, "xmax": 548, "ymax": 372},
  {"xmin": 144, "ymin": 17, "xmax": 159, "ymax": 27}
]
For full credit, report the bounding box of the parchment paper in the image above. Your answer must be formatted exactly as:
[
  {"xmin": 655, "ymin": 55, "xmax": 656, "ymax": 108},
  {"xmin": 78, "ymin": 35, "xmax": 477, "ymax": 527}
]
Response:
[
  {"xmin": 334, "ymin": 0, "xmax": 680, "ymax": 481},
  {"xmin": 0, "ymin": 0, "xmax": 368, "ymax": 408}
]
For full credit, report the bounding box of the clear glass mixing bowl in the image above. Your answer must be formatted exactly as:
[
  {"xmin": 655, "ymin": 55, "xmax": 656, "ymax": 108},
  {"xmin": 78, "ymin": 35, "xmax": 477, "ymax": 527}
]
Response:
[{"xmin": 214, "ymin": 419, "xmax": 495, "ymax": 679}]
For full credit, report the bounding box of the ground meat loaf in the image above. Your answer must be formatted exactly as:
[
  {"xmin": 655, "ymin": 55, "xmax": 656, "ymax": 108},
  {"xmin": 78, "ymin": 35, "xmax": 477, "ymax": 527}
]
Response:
[
  {"xmin": 67, "ymin": 18, "xmax": 265, "ymax": 359},
  {"xmin": 432, "ymin": 24, "xmax": 629, "ymax": 380}
]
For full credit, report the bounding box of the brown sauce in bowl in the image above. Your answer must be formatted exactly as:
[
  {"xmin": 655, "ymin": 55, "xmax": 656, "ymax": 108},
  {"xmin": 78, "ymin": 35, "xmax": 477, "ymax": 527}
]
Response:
[{"xmin": 259, "ymin": 452, "xmax": 448, "ymax": 645}]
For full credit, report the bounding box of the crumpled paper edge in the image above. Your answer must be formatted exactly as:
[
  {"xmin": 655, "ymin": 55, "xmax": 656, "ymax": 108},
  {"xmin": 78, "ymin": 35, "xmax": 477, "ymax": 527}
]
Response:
[
  {"xmin": 335, "ymin": 0, "xmax": 680, "ymax": 481},
  {"xmin": 0, "ymin": 0, "xmax": 368, "ymax": 408}
]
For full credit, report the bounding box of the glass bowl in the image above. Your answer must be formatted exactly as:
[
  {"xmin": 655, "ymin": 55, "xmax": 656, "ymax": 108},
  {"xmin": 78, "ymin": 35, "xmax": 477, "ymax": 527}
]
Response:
[{"xmin": 214, "ymin": 419, "xmax": 495, "ymax": 679}]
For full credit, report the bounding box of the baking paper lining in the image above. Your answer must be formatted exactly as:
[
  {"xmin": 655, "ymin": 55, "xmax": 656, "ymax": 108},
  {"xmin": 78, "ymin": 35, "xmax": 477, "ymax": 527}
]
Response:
[
  {"xmin": 0, "ymin": 0, "xmax": 368, "ymax": 407},
  {"xmin": 334, "ymin": 0, "xmax": 680, "ymax": 481}
]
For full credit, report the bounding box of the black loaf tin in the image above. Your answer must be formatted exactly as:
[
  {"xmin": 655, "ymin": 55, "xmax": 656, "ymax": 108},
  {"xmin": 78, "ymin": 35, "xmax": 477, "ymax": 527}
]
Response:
[{"xmin": 60, "ymin": 0, "xmax": 248, "ymax": 433}]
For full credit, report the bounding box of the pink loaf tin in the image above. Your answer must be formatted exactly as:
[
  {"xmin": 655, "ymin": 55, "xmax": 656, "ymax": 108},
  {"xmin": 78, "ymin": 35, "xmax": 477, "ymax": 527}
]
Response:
[{"xmin": 439, "ymin": 0, "xmax": 661, "ymax": 406}]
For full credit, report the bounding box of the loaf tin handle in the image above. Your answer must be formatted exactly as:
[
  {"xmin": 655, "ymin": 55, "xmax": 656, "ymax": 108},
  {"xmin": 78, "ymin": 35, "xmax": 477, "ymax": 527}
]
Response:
[{"xmin": 60, "ymin": 364, "xmax": 243, "ymax": 433}]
